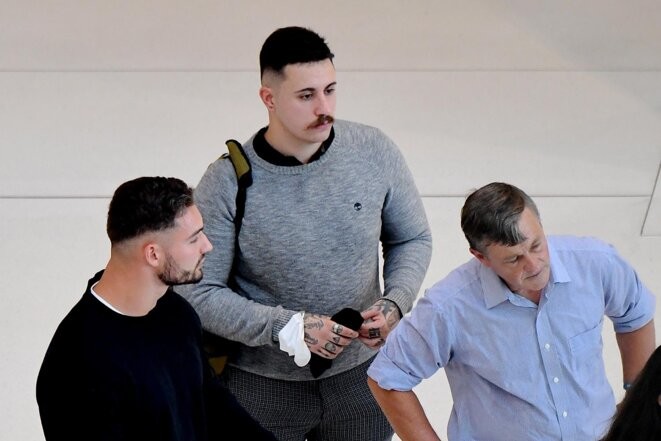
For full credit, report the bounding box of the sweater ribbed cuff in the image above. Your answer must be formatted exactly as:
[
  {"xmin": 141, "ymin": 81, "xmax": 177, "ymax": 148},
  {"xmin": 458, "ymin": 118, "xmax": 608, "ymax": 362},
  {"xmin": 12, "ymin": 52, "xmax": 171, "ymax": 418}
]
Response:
[
  {"xmin": 383, "ymin": 287, "xmax": 414, "ymax": 316},
  {"xmin": 272, "ymin": 309, "xmax": 298, "ymax": 342}
]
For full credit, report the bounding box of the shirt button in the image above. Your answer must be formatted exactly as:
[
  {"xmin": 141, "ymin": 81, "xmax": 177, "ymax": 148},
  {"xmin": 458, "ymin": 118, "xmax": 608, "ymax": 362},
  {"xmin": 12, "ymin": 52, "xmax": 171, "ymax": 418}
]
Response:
[
  {"xmin": 544, "ymin": 343, "xmax": 550, "ymax": 350},
  {"xmin": 553, "ymin": 377, "xmax": 559, "ymax": 383},
  {"xmin": 563, "ymin": 411, "xmax": 568, "ymax": 418}
]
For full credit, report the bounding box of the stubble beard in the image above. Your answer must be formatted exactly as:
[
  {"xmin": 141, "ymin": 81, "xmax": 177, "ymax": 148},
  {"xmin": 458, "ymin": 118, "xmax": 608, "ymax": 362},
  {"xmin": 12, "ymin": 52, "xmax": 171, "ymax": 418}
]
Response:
[{"xmin": 158, "ymin": 254, "xmax": 204, "ymax": 286}]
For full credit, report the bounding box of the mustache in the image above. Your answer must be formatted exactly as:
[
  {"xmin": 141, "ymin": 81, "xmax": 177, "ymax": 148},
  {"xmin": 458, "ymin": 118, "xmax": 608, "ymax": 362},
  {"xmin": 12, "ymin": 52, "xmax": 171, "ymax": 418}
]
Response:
[{"xmin": 308, "ymin": 114, "xmax": 334, "ymax": 129}]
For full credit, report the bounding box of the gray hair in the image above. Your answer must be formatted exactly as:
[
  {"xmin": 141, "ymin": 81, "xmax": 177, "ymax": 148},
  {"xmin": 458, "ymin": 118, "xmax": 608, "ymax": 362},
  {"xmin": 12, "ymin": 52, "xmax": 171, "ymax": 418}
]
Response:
[{"xmin": 460, "ymin": 182, "xmax": 540, "ymax": 253}]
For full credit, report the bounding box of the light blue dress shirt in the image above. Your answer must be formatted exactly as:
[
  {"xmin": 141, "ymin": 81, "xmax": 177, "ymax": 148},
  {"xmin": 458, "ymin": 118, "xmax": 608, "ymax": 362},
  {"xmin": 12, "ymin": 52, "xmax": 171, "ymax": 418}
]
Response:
[{"xmin": 368, "ymin": 236, "xmax": 655, "ymax": 441}]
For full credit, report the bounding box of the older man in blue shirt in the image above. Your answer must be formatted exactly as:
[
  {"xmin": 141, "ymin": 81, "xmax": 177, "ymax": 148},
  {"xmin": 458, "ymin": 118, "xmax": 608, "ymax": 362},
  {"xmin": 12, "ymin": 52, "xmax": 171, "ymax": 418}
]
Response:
[{"xmin": 367, "ymin": 182, "xmax": 656, "ymax": 441}]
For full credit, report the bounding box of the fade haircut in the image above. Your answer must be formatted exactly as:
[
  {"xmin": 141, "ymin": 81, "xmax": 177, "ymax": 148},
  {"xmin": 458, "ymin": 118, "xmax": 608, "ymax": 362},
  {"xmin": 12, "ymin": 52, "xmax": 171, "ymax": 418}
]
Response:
[
  {"xmin": 106, "ymin": 176, "xmax": 194, "ymax": 245},
  {"xmin": 259, "ymin": 26, "xmax": 334, "ymax": 78},
  {"xmin": 460, "ymin": 182, "xmax": 540, "ymax": 253}
]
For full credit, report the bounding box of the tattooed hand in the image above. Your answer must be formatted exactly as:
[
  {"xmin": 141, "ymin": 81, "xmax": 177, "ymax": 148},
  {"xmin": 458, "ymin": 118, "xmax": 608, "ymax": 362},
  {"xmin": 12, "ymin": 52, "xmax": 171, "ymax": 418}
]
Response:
[
  {"xmin": 303, "ymin": 312, "xmax": 359, "ymax": 360},
  {"xmin": 359, "ymin": 298, "xmax": 402, "ymax": 349}
]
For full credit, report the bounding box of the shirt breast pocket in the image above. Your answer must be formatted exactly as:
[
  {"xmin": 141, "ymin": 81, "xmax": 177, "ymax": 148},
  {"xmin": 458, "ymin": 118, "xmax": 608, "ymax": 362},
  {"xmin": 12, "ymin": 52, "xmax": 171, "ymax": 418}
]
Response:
[{"xmin": 568, "ymin": 320, "xmax": 603, "ymax": 358}]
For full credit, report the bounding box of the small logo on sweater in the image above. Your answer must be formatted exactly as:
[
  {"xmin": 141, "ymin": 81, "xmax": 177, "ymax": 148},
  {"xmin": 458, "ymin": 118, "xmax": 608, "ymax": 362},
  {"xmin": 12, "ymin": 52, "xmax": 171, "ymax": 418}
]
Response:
[{"xmin": 354, "ymin": 202, "xmax": 362, "ymax": 211}]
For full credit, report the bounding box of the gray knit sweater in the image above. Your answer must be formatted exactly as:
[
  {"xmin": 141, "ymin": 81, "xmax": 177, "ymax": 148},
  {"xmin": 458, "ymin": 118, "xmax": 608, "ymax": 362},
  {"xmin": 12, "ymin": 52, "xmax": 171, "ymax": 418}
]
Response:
[{"xmin": 180, "ymin": 119, "xmax": 432, "ymax": 381}]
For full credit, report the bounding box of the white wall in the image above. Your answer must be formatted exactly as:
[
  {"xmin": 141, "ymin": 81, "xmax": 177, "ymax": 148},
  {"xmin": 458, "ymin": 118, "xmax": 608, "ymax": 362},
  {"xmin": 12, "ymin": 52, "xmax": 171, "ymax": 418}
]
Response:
[{"xmin": 1, "ymin": 2, "xmax": 660, "ymax": 440}]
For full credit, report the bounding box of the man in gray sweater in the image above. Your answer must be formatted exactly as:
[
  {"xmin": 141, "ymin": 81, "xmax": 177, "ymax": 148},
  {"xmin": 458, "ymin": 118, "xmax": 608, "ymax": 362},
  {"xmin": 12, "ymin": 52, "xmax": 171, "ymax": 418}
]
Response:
[{"xmin": 180, "ymin": 26, "xmax": 432, "ymax": 441}]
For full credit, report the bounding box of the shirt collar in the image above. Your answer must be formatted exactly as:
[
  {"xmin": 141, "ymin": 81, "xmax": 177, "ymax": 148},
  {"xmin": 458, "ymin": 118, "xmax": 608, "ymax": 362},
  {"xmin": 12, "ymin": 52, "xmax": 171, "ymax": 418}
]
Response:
[{"xmin": 253, "ymin": 126, "xmax": 335, "ymax": 166}]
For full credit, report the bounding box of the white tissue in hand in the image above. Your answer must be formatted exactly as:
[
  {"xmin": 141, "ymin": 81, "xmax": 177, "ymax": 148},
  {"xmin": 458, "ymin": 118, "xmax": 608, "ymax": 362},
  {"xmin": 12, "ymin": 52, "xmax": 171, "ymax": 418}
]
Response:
[{"xmin": 278, "ymin": 312, "xmax": 311, "ymax": 367}]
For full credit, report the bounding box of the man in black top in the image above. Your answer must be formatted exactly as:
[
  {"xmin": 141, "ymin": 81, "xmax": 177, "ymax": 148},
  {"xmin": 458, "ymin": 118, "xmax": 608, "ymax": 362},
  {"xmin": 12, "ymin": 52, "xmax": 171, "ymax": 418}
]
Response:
[{"xmin": 36, "ymin": 176, "xmax": 275, "ymax": 441}]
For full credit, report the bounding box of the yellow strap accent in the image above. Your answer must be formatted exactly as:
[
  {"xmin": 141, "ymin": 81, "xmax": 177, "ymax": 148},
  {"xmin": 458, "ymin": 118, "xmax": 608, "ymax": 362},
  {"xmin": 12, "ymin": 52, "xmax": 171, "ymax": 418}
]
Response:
[
  {"xmin": 226, "ymin": 139, "xmax": 250, "ymax": 180},
  {"xmin": 208, "ymin": 356, "xmax": 228, "ymax": 375}
]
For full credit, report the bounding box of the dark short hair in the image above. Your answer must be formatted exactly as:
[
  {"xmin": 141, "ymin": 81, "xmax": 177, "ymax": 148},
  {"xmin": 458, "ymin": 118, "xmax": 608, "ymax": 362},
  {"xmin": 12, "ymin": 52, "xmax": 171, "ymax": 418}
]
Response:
[
  {"xmin": 460, "ymin": 182, "xmax": 540, "ymax": 253},
  {"xmin": 259, "ymin": 26, "xmax": 334, "ymax": 78},
  {"xmin": 106, "ymin": 176, "xmax": 193, "ymax": 244}
]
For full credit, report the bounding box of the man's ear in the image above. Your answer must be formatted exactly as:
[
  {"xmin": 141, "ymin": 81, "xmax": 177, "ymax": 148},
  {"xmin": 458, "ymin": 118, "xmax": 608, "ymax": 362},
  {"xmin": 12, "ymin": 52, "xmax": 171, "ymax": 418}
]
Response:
[
  {"xmin": 259, "ymin": 86, "xmax": 275, "ymax": 111},
  {"xmin": 469, "ymin": 248, "xmax": 490, "ymax": 267},
  {"xmin": 143, "ymin": 242, "xmax": 162, "ymax": 269}
]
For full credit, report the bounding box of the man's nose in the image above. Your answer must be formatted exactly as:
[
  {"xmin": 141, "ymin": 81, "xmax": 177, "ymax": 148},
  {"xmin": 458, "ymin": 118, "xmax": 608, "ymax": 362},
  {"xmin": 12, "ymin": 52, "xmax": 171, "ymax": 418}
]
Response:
[
  {"xmin": 521, "ymin": 254, "xmax": 537, "ymax": 273},
  {"xmin": 315, "ymin": 95, "xmax": 331, "ymax": 115},
  {"xmin": 201, "ymin": 233, "xmax": 213, "ymax": 253}
]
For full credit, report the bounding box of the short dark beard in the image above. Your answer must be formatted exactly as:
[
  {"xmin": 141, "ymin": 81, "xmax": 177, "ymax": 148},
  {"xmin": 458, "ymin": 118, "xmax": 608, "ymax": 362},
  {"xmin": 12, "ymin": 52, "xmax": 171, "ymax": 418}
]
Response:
[{"xmin": 158, "ymin": 254, "xmax": 203, "ymax": 286}]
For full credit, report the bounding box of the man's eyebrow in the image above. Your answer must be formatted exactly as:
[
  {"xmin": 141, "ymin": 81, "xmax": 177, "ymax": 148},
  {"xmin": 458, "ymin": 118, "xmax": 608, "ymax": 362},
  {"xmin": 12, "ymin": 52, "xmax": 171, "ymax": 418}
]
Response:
[
  {"xmin": 502, "ymin": 251, "xmax": 521, "ymax": 260},
  {"xmin": 294, "ymin": 82, "xmax": 337, "ymax": 94},
  {"xmin": 186, "ymin": 227, "xmax": 204, "ymax": 240}
]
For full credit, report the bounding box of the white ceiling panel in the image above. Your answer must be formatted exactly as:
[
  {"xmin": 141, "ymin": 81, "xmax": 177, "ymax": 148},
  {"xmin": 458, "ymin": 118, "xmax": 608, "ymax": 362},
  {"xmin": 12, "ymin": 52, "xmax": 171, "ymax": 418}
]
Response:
[
  {"xmin": 2, "ymin": 0, "xmax": 660, "ymax": 71},
  {"xmin": 4, "ymin": 71, "xmax": 659, "ymax": 197},
  {"xmin": 339, "ymin": 71, "xmax": 661, "ymax": 197},
  {"xmin": 0, "ymin": 72, "xmax": 263, "ymax": 196}
]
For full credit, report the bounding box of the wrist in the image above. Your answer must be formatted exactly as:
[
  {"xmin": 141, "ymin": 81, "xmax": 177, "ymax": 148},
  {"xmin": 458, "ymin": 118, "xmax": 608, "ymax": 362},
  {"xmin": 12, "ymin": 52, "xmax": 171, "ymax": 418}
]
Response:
[
  {"xmin": 277, "ymin": 311, "xmax": 311, "ymax": 367},
  {"xmin": 379, "ymin": 297, "xmax": 402, "ymax": 320}
]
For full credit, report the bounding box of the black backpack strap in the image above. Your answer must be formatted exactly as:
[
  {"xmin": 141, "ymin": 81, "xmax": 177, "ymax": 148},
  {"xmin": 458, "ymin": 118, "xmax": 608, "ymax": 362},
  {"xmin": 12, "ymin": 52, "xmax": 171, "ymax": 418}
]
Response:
[
  {"xmin": 224, "ymin": 139, "xmax": 252, "ymax": 270},
  {"xmin": 225, "ymin": 139, "xmax": 253, "ymax": 237}
]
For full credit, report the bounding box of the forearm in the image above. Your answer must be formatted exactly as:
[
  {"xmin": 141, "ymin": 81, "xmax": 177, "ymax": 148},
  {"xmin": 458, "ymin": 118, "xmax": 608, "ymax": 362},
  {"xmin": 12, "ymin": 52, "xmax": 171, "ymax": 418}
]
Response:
[
  {"xmin": 367, "ymin": 377, "xmax": 441, "ymax": 441},
  {"xmin": 382, "ymin": 229, "xmax": 433, "ymax": 315},
  {"xmin": 616, "ymin": 319, "xmax": 655, "ymax": 384}
]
